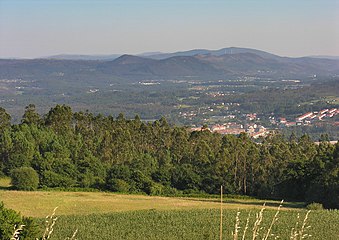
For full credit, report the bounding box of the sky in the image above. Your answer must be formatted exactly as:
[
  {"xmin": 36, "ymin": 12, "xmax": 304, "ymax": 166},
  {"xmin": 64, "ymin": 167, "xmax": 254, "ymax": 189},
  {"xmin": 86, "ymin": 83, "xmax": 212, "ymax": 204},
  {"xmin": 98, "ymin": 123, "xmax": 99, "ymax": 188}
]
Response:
[{"xmin": 0, "ymin": 0, "xmax": 338, "ymax": 58}]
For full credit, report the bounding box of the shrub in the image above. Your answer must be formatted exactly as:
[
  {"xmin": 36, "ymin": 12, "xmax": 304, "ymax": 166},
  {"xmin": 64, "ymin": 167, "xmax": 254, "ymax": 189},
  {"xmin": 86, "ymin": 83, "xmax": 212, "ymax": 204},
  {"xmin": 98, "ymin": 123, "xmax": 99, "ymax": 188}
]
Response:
[
  {"xmin": 19, "ymin": 217, "xmax": 41, "ymax": 240},
  {"xmin": 130, "ymin": 170, "xmax": 153, "ymax": 193},
  {"xmin": 162, "ymin": 185, "xmax": 179, "ymax": 195},
  {"xmin": 79, "ymin": 172, "xmax": 105, "ymax": 189},
  {"xmin": 306, "ymin": 202, "xmax": 324, "ymax": 210},
  {"xmin": 108, "ymin": 179, "xmax": 131, "ymax": 192},
  {"xmin": 0, "ymin": 202, "xmax": 39, "ymax": 239},
  {"xmin": 0, "ymin": 202, "xmax": 21, "ymax": 239},
  {"xmin": 40, "ymin": 170, "xmax": 76, "ymax": 188},
  {"xmin": 147, "ymin": 182, "xmax": 165, "ymax": 195},
  {"xmin": 11, "ymin": 167, "xmax": 39, "ymax": 191}
]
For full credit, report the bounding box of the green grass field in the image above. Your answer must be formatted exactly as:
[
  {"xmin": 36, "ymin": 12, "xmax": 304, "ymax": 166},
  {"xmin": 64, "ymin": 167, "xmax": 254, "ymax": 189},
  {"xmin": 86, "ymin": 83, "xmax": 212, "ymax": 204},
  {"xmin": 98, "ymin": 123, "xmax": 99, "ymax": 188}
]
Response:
[
  {"xmin": 49, "ymin": 209, "xmax": 339, "ymax": 240},
  {"xmin": 0, "ymin": 178, "xmax": 338, "ymax": 240}
]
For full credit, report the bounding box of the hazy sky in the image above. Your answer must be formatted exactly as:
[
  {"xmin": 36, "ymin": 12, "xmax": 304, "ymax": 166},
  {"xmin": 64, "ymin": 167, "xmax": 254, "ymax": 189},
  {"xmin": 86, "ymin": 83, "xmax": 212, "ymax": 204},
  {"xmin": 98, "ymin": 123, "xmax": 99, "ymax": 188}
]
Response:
[{"xmin": 0, "ymin": 0, "xmax": 338, "ymax": 58}]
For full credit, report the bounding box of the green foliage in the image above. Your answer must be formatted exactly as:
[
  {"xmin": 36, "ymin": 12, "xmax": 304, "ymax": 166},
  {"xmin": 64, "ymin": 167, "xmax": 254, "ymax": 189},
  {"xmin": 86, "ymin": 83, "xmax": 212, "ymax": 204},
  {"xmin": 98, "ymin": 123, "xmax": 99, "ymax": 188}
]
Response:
[
  {"xmin": 11, "ymin": 167, "xmax": 39, "ymax": 191},
  {"xmin": 305, "ymin": 142, "xmax": 339, "ymax": 209},
  {"xmin": 78, "ymin": 154, "xmax": 106, "ymax": 188},
  {"xmin": 21, "ymin": 104, "xmax": 41, "ymax": 126},
  {"xmin": 7, "ymin": 128, "xmax": 35, "ymax": 171},
  {"xmin": 0, "ymin": 105, "xmax": 338, "ymax": 208},
  {"xmin": 306, "ymin": 202, "xmax": 324, "ymax": 210},
  {"xmin": 40, "ymin": 170, "xmax": 75, "ymax": 188},
  {"xmin": 45, "ymin": 104, "xmax": 73, "ymax": 134},
  {"xmin": 0, "ymin": 202, "xmax": 39, "ymax": 240},
  {"xmin": 0, "ymin": 202, "xmax": 21, "ymax": 239},
  {"xmin": 147, "ymin": 182, "xmax": 165, "ymax": 196},
  {"xmin": 107, "ymin": 179, "xmax": 131, "ymax": 192},
  {"xmin": 130, "ymin": 170, "xmax": 153, "ymax": 194},
  {"xmin": 20, "ymin": 217, "xmax": 41, "ymax": 240},
  {"xmin": 0, "ymin": 107, "xmax": 11, "ymax": 131},
  {"xmin": 171, "ymin": 164, "xmax": 201, "ymax": 190},
  {"xmin": 0, "ymin": 129, "xmax": 13, "ymax": 175}
]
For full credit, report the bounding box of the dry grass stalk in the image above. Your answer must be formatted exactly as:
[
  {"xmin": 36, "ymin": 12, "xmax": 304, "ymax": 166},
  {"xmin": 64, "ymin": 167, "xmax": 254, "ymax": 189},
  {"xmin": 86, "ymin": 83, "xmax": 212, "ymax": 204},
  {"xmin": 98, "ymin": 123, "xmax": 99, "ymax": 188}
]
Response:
[
  {"xmin": 65, "ymin": 229, "xmax": 78, "ymax": 240},
  {"xmin": 290, "ymin": 210, "xmax": 312, "ymax": 240},
  {"xmin": 290, "ymin": 213, "xmax": 300, "ymax": 240},
  {"xmin": 41, "ymin": 207, "xmax": 58, "ymax": 240},
  {"xmin": 299, "ymin": 210, "xmax": 311, "ymax": 239},
  {"xmin": 242, "ymin": 211, "xmax": 251, "ymax": 240},
  {"xmin": 41, "ymin": 207, "xmax": 79, "ymax": 240},
  {"xmin": 252, "ymin": 203, "xmax": 266, "ymax": 240},
  {"xmin": 263, "ymin": 200, "xmax": 283, "ymax": 240},
  {"xmin": 220, "ymin": 185, "xmax": 223, "ymax": 240},
  {"xmin": 233, "ymin": 210, "xmax": 241, "ymax": 240},
  {"xmin": 11, "ymin": 224, "xmax": 25, "ymax": 240}
]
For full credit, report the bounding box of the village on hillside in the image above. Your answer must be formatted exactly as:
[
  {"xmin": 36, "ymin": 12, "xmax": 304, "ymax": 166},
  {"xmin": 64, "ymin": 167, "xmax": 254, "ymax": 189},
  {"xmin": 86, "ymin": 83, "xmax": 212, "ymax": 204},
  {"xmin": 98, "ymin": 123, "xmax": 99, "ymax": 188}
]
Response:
[
  {"xmin": 276, "ymin": 108, "xmax": 339, "ymax": 127},
  {"xmin": 190, "ymin": 108, "xmax": 339, "ymax": 139}
]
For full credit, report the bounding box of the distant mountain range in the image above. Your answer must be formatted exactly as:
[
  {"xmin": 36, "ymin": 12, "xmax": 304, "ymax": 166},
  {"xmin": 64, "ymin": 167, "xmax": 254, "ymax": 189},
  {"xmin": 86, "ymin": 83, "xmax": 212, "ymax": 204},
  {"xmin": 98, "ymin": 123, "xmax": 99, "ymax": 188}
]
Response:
[
  {"xmin": 143, "ymin": 47, "xmax": 281, "ymax": 60},
  {"xmin": 1, "ymin": 47, "xmax": 339, "ymax": 82},
  {"xmin": 46, "ymin": 54, "xmax": 121, "ymax": 61},
  {"xmin": 307, "ymin": 55, "xmax": 339, "ymax": 60},
  {"xmin": 45, "ymin": 47, "xmax": 339, "ymax": 61}
]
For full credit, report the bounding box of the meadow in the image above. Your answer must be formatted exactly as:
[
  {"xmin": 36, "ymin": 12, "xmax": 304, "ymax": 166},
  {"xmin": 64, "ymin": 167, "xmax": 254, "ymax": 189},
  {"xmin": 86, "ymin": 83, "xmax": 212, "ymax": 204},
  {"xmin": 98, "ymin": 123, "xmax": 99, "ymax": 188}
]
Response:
[
  {"xmin": 1, "ymin": 178, "xmax": 338, "ymax": 240},
  {"xmin": 0, "ymin": 189, "xmax": 291, "ymax": 218}
]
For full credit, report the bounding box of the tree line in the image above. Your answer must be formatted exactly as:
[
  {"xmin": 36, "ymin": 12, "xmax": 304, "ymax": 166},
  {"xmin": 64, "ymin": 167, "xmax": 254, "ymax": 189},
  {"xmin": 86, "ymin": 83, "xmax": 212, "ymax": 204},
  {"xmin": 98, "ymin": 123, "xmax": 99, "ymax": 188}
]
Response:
[{"xmin": 0, "ymin": 104, "xmax": 338, "ymax": 208}]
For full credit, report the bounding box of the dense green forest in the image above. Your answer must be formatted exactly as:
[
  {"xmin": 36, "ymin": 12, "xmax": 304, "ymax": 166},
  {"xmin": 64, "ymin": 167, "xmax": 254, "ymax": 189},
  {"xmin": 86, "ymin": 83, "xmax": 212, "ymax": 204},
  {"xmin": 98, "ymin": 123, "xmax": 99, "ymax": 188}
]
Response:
[{"xmin": 0, "ymin": 104, "xmax": 338, "ymax": 208}]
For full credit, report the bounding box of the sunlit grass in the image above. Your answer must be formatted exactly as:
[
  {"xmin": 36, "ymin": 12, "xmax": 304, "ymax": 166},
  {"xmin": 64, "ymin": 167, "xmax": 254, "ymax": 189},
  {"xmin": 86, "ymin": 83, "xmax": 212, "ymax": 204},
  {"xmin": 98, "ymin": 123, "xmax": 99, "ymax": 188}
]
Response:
[
  {"xmin": 0, "ymin": 177, "xmax": 12, "ymax": 188},
  {"xmin": 0, "ymin": 189, "xmax": 299, "ymax": 218}
]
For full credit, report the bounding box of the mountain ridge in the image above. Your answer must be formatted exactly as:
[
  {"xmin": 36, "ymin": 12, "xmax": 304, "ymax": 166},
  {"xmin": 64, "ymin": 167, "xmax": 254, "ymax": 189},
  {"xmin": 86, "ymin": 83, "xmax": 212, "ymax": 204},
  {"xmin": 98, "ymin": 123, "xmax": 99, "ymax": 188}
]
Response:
[
  {"xmin": 1, "ymin": 49, "xmax": 339, "ymax": 82},
  {"xmin": 40, "ymin": 47, "xmax": 337, "ymax": 61}
]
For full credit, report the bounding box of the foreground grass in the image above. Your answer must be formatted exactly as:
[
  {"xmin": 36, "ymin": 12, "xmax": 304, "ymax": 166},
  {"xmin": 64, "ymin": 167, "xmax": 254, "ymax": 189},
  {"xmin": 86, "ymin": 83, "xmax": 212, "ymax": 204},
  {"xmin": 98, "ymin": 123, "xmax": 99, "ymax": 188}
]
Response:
[
  {"xmin": 1, "ymin": 184, "xmax": 337, "ymax": 240},
  {"xmin": 46, "ymin": 209, "xmax": 339, "ymax": 240},
  {"xmin": 0, "ymin": 190, "xmax": 297, "ymax": 218}
]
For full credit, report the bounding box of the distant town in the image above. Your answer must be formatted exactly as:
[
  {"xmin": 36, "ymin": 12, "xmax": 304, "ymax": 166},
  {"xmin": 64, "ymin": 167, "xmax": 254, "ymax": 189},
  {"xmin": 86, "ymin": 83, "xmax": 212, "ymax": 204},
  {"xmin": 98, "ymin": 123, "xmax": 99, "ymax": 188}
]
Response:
[
  {"xmin": 190, "ymin": 108, "xmax": 339, "ymax": 139},
  {"xmin": 277, "ymin": 108, "xmax": 339, "ymax": 126}
]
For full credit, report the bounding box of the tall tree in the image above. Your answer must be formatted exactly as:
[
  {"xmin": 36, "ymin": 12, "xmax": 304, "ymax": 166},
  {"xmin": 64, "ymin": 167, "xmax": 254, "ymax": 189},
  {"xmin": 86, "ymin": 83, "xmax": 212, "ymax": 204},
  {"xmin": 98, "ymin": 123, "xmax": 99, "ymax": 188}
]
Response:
[
  {"xmin": 21, "ymin": 104, "xmax": 41, "ymax": 125},
  {"xmin": 45, "ymin": 104, "xmax": 73, "ymax": 134},
  {"xmin": 0, "ymin": 107, "xmax": 11, "ymax": 131},
  {"xmin": 0, "ymin": 129, "xmax": 13, "ymax": 175}
]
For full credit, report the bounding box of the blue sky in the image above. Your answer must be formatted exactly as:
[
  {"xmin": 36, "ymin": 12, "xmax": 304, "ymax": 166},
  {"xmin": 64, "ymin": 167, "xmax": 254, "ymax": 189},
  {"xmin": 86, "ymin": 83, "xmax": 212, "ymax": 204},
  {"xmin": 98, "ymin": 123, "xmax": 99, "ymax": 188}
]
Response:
[{"xmin": 0, "ymin": 0, "xmax": 338, "ymax": 58}]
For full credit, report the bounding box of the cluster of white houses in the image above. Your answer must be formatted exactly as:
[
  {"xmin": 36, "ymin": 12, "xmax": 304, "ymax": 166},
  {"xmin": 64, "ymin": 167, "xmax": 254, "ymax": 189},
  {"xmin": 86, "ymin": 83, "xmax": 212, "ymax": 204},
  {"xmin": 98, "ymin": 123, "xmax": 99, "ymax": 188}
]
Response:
[
  {"xmin": 189, "ymin": 108, "xmax": 339, "ymax": 138},
  {"xmin": 279, "ymin": 108, "xmax": 339, "ymax": 126},
  {"xmin": 191, "ymin": 122, "xmax": 270, "ymax": 139}
]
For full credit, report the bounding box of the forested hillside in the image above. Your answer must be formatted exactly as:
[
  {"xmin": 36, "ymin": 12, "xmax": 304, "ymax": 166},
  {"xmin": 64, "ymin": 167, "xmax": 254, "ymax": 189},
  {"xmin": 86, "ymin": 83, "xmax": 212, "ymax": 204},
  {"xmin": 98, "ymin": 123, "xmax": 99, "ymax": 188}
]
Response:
[{"xmin": 0, "ymin": 105, "xmax": 338, "ymax": 208}]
